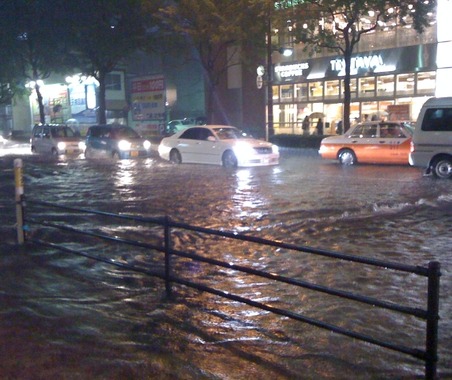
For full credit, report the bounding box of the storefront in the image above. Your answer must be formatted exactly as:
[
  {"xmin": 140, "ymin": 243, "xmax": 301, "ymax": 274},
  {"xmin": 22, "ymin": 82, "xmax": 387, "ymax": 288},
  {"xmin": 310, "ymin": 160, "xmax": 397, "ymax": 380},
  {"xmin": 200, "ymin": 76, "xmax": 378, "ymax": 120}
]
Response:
[
  {"xmin": 4, "ymin": 71, "xmax": 127, "ymax": 137},
  {"xmin": 270, "ymin": 43, "xmax": 438, "ymax": 135}
]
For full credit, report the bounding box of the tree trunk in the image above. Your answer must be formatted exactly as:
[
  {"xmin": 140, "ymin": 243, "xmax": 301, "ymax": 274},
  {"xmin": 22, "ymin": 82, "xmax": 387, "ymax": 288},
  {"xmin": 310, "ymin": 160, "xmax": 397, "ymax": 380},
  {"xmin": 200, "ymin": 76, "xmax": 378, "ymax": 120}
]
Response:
[
  {"xmin": 35, "ymin": 83, "xmax": 46, "ymax": 124},
  {"xmin": 97, "ymin": 70, "xmax": 107, "ymax": 125},
  {"xmin": 343, "ymin": 49, "xmax": 352, "ymax": 133}
]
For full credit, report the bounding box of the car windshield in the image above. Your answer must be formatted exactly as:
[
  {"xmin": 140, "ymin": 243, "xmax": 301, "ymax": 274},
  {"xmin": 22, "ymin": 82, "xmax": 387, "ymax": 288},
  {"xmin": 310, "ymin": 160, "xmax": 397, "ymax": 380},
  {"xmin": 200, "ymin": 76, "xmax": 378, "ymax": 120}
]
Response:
[
  {"xmin": 113, "ymin": 127, "xmax": 140, "ymax": 139},
  {"xmin": 401, "ymin": 122, "xmax": 415, "ymax": 135},
  {"xmin": 51, "ymin": 126, "xmax": 75, "ymax": 138},
  {"xmin": 213, "ymin": 127, "xmax": 244, "ymax": 140}
]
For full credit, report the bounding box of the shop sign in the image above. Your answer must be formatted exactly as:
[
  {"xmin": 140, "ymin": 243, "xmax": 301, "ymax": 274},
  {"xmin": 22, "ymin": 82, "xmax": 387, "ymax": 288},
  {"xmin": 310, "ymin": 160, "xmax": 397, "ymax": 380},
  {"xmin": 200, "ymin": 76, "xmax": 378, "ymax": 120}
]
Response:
[
  {"xmin": 256, "ymin": 75, "xmax": 263, "ymax": 89},
  {"xmin": 131, "ymin": 75, "xmax": 165, "ymax": 122},
  {"xmin": 274, "ymin": 62, "xmax": 309, "ymax": 79},
  {"xmin": 272, "ymin": 43, "xmax": 437, "ymax": 84},
  {"xmin": 330, "ymin": 54, "xmax": 384, "ymax": 74}
]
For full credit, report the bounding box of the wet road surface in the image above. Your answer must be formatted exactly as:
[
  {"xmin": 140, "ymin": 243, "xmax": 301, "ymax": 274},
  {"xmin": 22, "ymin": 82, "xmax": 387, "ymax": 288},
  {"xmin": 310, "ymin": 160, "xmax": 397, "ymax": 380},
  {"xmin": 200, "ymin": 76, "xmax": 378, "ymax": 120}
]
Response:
[{"xmin": 0, "ymin": 144, "xmax": 451, "ymax": 379}]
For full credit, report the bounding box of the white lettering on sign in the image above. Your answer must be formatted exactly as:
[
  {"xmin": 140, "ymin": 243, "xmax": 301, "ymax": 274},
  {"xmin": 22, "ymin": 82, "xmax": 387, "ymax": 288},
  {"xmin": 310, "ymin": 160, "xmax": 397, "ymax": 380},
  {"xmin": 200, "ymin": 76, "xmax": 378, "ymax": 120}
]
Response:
[
  {"xmin": 275, "ymin": 63, "xmax": 309, "ymax": 78},
  {"xmin": 330, "ymin": 54, "xmax": 384, "ymax": 72}
]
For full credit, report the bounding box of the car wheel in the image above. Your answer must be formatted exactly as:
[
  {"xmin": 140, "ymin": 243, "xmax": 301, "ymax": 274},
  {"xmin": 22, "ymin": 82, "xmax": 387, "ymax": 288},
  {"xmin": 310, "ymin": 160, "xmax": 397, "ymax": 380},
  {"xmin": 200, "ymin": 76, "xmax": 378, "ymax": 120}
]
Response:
[
  {"xmin": 338, "ymin": 149, "xmax": 357, "ymax": 165},
  {"xmin": 222, "ymin": 150, "xmax": 238, "ymax": 168},
  {"xmin": 170, "ymin": 149, "xmax": 182, "ymax": 164},
  {"xmin": 432, "ymin": 157, "xmax": 452, "ymax": 179}
]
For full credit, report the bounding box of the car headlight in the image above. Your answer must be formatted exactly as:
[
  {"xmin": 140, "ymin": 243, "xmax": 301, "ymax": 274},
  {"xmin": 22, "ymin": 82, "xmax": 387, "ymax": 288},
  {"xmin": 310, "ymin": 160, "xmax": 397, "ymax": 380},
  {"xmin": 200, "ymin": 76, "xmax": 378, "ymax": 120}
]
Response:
[
  {"xmin": 57, "ymin": 142, "xmax": 66, "ymax": 150},
  {"xmin": 272, "ymin": 144, "xmax": 279, "ymax": 154},
  {"xmin": 79, "ymin": 141, "xmax": 86, "ymax": 150},
  {"xmin": 233, "ymin": 142, "xmax": 256, "ymax": 159},
  {"xmin": 118, "ymin": 139, "xmax": 132, "ymax": 151},
  {"xmin": 143, "ymin": 140, "xmax": 151, "ymax": 150}
]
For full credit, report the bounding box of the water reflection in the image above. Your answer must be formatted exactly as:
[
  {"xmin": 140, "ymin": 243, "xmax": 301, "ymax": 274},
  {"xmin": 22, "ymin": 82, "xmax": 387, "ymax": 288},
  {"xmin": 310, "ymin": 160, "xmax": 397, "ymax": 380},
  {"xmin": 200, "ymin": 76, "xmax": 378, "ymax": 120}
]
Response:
[
  {"xmin": 114, "ymin": 159, "xmax": 136, "ymax": 189},
  {"xmin": 232, "ymin": 168, "xmax": 270, "ymax": 231}
]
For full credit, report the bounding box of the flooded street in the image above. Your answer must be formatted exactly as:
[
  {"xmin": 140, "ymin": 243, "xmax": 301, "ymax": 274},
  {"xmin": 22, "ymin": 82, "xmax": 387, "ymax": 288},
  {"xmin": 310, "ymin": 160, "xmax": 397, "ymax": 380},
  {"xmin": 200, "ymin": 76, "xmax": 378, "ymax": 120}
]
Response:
[{"xmin": 1, "ymin": 145, "xmax": 451, "ymax": 379}]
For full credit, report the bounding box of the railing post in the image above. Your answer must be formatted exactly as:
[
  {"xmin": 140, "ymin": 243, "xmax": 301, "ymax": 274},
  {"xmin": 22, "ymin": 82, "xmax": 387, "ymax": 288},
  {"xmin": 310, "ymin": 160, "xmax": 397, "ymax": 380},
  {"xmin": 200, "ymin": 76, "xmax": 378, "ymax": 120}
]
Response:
[
  {"xmin": 14, "ymin": 158, "xmax": 25, "ymax": 244},
  {"xmin": 425, "ymin": 261, "xmax": 440, "ymax": 380},
  {"xmin": 164, "ymin": 215, "xmax": 172, "ymax": 297}
]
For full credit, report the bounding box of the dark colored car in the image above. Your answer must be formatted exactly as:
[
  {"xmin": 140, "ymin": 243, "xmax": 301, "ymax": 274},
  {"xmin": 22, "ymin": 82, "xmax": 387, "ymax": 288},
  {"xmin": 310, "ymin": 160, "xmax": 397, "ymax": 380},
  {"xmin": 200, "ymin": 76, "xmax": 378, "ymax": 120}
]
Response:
[{"xmin": 84, "ymin": 125, "xmax": 151, "ymax": 159}]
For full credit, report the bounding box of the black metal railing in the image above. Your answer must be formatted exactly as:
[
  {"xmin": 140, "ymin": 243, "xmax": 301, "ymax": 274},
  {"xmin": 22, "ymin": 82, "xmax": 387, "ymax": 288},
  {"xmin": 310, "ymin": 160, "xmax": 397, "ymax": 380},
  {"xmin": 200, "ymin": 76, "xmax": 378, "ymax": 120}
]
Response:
[{"xmin": 21, "ymin": 198, "xmax": 441, "ymax": 379}]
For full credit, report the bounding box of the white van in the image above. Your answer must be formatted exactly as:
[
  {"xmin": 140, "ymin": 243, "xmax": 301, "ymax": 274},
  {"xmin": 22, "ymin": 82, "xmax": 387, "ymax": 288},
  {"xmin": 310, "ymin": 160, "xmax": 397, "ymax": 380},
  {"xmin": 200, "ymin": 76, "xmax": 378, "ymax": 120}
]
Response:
[
  {"xmin": 409, "ymin": 97, "xmax": 452, "ymax": 178},
  {"xmin": 31, "ymin": 124, "xmax": 85, "ymax": 156}
]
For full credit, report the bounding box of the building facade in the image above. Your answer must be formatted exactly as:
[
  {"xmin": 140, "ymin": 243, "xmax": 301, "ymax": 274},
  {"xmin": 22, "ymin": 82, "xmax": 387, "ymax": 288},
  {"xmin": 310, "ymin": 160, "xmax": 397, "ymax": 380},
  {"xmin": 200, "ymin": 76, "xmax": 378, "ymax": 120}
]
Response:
[{"xmin": 267, "ymin": 0, "xmax": 452, "ymax": 136}]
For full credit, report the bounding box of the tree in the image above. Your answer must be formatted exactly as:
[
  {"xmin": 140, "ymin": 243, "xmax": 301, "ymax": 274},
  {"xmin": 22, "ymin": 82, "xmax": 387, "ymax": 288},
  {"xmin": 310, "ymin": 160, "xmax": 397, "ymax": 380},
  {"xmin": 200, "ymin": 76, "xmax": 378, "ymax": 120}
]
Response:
[
  {"xmin": 0, "ymin": 1, "xmax": 28, "ymax": 106},
  {"xmin": 155, "ymin": 0, "xmax": 267, "ymax": 124},
  {"xmin": 12, "ymin": 0, "xmax": 77, "ymax": 124},
  {"xmin": 66, "ymin": 0, "xmax": 153, "ymax": 124},
  {"xmin": 276, "ymin": 0, "xmax": 436, "ymax": 131}
]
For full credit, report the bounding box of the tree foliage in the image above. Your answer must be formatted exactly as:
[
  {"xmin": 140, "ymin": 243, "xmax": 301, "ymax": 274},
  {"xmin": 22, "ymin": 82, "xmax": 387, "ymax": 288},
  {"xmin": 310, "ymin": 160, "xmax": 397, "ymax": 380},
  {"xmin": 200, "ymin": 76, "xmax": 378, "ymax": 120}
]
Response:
[
  {"xmin": 0, "ymin": 2, "xmax": 25, "ymax": 105},
  {"xmin": 65, "ymin": 0, "xmax": 156, "ymax": 124},
  {"xmin": 155, "ymin": 0, "xmax": 268, "ymax": 124},
  {"xmin": 10, "ymin": 0, "xmax": 78, "ymax": 123},
  {"xmin": 274, "ymin": 0, "xmax": 436, "ymax": 131}
]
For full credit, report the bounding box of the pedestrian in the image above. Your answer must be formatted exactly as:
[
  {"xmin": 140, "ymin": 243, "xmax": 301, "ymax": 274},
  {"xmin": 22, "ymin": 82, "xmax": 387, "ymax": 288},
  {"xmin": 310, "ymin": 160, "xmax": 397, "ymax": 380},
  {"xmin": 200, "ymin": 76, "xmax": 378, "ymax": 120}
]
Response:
[
  {"xmin": 336, "ymin": 120, "xmax": 343, "ymax": 135},
  {"xmin": 302, "ymin": 116, "xmax": 310, "ymax": 135},
  {"xmin": 316, "ymin": 118, "xmax": 323, "ymax": 135}
]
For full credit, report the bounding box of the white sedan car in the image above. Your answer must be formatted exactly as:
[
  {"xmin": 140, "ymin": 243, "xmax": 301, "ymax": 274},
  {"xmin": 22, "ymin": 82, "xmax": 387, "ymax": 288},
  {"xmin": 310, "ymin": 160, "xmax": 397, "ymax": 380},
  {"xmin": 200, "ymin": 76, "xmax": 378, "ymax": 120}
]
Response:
[{"xmin": 158, "ymin": 125, "xmax": 279, "ymax": 168}]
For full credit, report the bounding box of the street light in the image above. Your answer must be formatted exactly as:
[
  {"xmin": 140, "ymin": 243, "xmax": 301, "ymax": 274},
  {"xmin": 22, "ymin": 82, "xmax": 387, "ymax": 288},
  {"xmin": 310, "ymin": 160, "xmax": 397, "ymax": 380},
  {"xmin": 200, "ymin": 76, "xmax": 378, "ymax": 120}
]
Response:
[
  {"xmin": 279, "ymin": 47, "xmax": 294, "ymax": 57},
  {"xmin": 266, "ymin": 19, "xmax": 293, "ymax": 141}
]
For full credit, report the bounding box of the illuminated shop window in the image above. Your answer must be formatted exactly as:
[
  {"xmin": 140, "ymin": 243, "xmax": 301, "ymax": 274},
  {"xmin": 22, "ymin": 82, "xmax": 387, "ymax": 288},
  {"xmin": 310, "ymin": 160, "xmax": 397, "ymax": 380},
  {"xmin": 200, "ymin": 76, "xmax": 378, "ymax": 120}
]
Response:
[
  {"xmin": 396, "ymin": 73, "xmax": 415, "ymax": 96},
  {"xmin": 361, "ymin": 101, "xmax": 378, "ymax": 119},
  {"xmin": 350, "ymin": 102, "xmax": 360, "ymax": 122},
  {"xmin": 358, "ymin": 77, "xmax": 375, "ymax": 98},
  {"xmin": 280, "ymin": 84, "xmax": 293, "ymax": 102},
  {"xmin": 294, "ymin": 83, "xmax": 308, "ymax": 101},
  {"xmin": 325, "ymin": 80, "xmax": 340, "ymax": 99},
  {"xmin": 379, "ymin": 100, "xmax": 394, "ymax": 120},
  {"xmin": 417, "ymin": 71, "xmax": 436, "ymax": 95},
  {"xmin": 341, "ymin": 79, "xmax": 357, "ymax": 99},
  {"xmin": 276, "ymin": 104, "xmax": 298, "ymax": 133},
  {"xmin": 377, "ymin": 75, "xmax": 395, "ymax": 97},
  {"xmin": 86, "ymin": 84, "xmax": 97, "ymax": 109},
  {"xmin": 272, "ymin": 85, "xmax": 279, "ymax": 102},
  {"xmin": 308, "ymin": 81, "xmax": 323, "ymax": 100}
]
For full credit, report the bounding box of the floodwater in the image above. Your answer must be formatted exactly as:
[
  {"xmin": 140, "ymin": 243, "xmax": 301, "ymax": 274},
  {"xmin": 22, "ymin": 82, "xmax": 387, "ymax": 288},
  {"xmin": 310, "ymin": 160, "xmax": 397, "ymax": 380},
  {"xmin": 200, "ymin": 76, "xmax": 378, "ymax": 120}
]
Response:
[{"xmin": 0, "ymin": 144, "xmax": 451, "ymax": 379}]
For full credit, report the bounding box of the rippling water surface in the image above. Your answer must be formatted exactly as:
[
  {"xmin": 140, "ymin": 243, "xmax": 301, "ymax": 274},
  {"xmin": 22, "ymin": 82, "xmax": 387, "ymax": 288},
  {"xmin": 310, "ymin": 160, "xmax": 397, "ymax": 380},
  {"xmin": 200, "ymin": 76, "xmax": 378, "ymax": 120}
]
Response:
[{"xmin": 1, "ymin": 148, "xmax": 451, "ymax": 379}]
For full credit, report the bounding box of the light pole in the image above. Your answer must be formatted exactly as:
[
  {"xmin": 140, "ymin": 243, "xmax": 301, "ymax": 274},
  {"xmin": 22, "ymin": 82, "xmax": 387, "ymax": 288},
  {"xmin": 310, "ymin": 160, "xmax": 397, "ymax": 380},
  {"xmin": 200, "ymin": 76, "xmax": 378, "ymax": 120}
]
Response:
[
  {"xmin": 266, "ymin": 18, "xmax": 274, "ymax": 141},
  {"xmin": 266, "ymin": 19, "xmax": 293, "ymax": 141}
]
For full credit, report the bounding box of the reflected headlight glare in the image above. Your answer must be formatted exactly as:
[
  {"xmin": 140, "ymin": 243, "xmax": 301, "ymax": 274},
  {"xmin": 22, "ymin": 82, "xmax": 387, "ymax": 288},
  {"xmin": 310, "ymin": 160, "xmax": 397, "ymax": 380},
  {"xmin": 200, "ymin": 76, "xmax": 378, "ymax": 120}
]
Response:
[
  {"xmin": 143, "ymin": 140, "xmax": 151, "ymax": 150},
  {"xmin": 118, "ymin": 139, "xmax": 131, "ymax": 151},
  {"xmin": 79, "ymin": 141, "xmax": 86, "ymax": 150},
  {"xmin": 272, "ymin": 144, "xmax": 279, "ymax": 154},
  {"xmin": 57, "ymin": 142, "xmax": 66, "ymax": 150}
]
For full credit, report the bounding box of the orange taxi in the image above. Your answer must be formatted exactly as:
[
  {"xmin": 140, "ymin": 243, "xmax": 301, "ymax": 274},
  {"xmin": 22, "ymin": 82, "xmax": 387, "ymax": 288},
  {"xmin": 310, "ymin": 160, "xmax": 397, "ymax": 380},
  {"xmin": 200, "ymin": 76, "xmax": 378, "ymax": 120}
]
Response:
[{"xmin": 319, "ymin": 121, "xmax": 414, "ymax": 165}]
